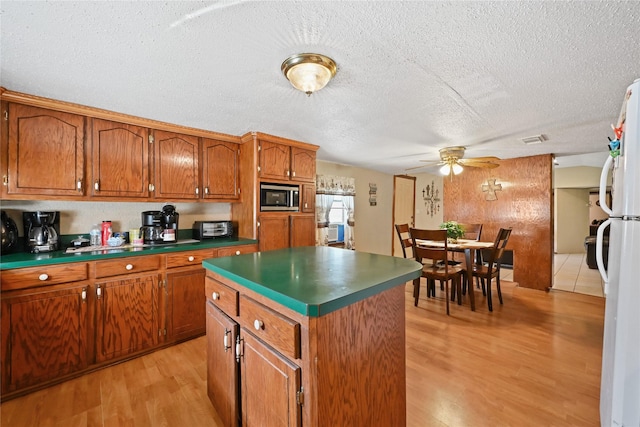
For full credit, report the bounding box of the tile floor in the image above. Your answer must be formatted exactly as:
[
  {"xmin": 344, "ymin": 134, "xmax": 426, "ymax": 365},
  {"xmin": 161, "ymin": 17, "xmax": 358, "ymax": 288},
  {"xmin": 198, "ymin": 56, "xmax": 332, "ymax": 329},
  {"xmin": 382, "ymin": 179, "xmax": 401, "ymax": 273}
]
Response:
[{"xmin": 553, "ymin": 252, "xmax": 604, "ymax": 297}]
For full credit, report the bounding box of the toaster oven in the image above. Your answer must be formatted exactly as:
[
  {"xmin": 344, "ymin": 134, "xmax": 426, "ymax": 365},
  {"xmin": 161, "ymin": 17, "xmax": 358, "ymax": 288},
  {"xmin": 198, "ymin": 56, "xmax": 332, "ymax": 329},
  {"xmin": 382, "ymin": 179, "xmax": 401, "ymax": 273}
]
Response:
[{"xmin": 192, "ymin": 221, "xmax": 234, "ymax": 240}]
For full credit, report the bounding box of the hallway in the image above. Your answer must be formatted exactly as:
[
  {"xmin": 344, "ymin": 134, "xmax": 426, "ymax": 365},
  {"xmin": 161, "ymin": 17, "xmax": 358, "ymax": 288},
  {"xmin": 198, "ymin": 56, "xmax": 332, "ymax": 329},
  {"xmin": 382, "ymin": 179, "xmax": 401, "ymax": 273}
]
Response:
[{"xmin": 553, "ymin": 252, "xmax": 604, "ymax": 297}]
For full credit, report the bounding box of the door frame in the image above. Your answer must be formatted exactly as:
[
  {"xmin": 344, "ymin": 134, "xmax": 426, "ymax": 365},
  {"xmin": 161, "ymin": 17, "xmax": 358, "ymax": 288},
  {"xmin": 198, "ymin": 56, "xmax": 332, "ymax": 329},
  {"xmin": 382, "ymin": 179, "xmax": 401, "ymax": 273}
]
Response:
[{"xmin": 392, "ymin": 175, "xmax": 416, "ymax": 257}]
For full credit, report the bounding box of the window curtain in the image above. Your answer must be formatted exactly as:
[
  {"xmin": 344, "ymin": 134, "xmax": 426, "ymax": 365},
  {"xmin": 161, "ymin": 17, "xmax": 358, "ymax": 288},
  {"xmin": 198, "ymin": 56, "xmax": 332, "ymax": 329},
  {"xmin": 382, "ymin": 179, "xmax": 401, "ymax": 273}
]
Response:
[{"xmin": 316, "ymin": 175, "xmax": 355, "ymax": 249}]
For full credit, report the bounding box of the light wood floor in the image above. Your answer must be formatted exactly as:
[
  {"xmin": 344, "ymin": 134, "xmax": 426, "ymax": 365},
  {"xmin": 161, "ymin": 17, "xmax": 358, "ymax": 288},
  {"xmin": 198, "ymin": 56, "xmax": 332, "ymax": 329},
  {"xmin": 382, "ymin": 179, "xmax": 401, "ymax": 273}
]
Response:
[{"xmin": 1, "ymin": 281, "xmax": 604, "ymax": 427}]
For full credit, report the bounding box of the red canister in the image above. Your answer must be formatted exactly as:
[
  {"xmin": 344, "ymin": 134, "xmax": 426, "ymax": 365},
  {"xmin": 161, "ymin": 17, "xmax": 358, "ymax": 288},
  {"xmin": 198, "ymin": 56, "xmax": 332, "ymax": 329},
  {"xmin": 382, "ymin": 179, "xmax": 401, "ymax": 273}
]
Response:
[{"xmin": 101, "ymin": 221, "xmax": 112, "ymax": 246}]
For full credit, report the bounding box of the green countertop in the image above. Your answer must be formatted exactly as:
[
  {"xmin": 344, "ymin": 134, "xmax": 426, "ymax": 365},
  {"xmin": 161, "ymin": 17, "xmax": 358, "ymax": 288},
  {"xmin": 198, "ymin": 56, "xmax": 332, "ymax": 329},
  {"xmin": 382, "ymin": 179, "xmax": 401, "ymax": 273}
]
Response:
[
  {"xmin": 202, "ymin": 246, "xmax": 422, "ymax": 317},
  {"xmin": 0, "ymin": 237, "xmax": 258, "ymax": 270}
]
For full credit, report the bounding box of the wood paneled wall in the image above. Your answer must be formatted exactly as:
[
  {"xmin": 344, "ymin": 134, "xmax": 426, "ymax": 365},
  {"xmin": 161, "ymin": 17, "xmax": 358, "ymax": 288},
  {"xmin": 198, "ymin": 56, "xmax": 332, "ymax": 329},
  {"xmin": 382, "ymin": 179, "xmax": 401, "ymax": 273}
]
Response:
[{"xmin": 443, "ymin": 154, "xmax": 553, "ymax": 291}]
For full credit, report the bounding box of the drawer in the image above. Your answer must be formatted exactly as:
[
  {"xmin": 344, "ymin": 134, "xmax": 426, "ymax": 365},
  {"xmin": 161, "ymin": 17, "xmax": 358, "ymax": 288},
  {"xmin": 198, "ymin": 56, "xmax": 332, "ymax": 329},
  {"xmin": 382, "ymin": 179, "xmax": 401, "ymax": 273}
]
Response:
[
  {"xmin": 217, "ymin": 244, "xmax": 258, "ymax": 258},
  {"xmin": 239, "ymin": 295, "xmax": 300, "ymax": 360},
  {"xmin": 1, "ymin": 262, "xmax": 89, "ymax": 291},
  {"xmin": 166, "ymin": 248, "xmax": 215, "ymax": 269},
  {"xmin": 94, "ymin": 255, "xmax": 163, "ymax": 279},
  {"xmin": 205, "ymin": 277, "xmax": 239, "ymax": 317}
]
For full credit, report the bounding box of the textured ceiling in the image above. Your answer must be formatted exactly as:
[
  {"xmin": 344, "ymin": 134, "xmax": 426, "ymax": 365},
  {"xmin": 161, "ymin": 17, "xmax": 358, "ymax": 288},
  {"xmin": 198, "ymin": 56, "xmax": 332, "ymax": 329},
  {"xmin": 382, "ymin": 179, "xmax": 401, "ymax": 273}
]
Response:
[{"xmin": 2, "ymin": 1, "xmax": 639, "ymax": 174}]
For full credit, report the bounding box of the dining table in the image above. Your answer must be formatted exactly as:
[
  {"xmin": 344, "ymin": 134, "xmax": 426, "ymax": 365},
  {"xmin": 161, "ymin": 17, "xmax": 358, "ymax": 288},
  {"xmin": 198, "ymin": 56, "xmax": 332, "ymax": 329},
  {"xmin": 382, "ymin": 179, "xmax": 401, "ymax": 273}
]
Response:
[{"xmin": 414, "ymin": 238, "xmax": 494, "ymax": 311}]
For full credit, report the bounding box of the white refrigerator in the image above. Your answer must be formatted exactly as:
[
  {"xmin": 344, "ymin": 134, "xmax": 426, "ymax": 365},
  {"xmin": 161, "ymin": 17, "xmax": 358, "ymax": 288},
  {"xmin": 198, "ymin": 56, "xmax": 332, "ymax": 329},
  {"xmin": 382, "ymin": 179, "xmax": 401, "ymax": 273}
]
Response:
[{"xmin": 597, "ymin": 78, "xmax": 640, "ymax": 427}]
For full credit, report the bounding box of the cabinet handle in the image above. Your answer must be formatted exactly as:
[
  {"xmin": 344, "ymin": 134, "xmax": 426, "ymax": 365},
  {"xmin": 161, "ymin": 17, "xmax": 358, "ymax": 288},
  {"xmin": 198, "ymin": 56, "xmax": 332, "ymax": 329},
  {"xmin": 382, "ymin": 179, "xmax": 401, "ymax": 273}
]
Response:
[
  {"xmin": 235, "ymin": 250, "xmax": 240, "ymax": 256},
  {"xmin": 125, "ymin": 264, "xmax": 133, "ymax": 271},
  {"xmin": 81, "ymin": 287, "xmax": 87, "ymax": 302},
  {"xmin": 304, "ymin": 203, "xmax": 308, "ymax": 209},
  {"xmin": 235, "ymin": 335, "xmax": 243, "ymax": 363},
  {"xmin": 212, "ymin": 292, "xmax": 220, "ymax": 301},
  {"xmin": 38, "ymin": 273, "xmax": 49, "ymax": 281},
  {"xmin": 188, "ymin": 256, "xmax": 195, "ymax": 262},
  {"xmin": 149, "ymin": 184, "xmax": 155, "ymax": 192},
  {"xmin": 254, "ymin": 319, "xmax": 264, "ymax": 331},
  {"xmin": 195, "ymin": 187, "xmax": 199, "ymax": 195},
  {"xmin": 96, "ymin": 285, "xmax": 102, "ymax": 300},
  {"xmin": 292, "ymin": 171, "xmax": 296, "ymax": 177},
  {"xmin": 205, "ymin": 187, "xmax": 209, "ymax": 195},
  {"xmin": 77, "ymin": 179, "xmax": 83, "ymax": 192},
  {"xmin": 286, "ymin": 170, "xmax": 290, "ymax": 176},
  {"xmin": 223, "ymin": 328, "xmax": 231, "ymax": 352},
  {"xmin": 94, "ymin": 180, "xmax": 99, "ymax": 191}
]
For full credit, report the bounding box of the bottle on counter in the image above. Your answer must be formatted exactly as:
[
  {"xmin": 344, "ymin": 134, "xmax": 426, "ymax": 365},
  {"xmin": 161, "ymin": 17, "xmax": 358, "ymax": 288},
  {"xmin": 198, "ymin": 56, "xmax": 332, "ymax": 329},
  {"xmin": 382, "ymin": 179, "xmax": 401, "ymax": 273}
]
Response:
[
  {"xmin": 101, "ymin": 221, "xmax": 112, "ymax": 246},
  {"xmin": 90, "ymin": 224, "xmax": 101, "ymax": 246}
]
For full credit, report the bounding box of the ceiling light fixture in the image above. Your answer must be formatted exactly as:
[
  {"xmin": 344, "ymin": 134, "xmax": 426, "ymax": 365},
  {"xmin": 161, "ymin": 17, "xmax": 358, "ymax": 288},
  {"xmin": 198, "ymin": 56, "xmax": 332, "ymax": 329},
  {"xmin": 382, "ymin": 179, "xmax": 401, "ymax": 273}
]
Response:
[
  {"xmin": 281, "ymin": 53, "xmax": 337, "ymax": 96},
  {"xmin": 439, "ymin": 161, "xmax": 463, "ymax": 176}
]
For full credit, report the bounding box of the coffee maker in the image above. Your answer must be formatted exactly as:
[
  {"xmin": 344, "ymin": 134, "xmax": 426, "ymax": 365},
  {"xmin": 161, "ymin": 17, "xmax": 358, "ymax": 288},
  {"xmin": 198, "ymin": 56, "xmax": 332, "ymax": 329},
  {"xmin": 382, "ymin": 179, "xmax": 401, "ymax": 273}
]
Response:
[
  {"xmin": 140, "ymin": 205, "xmax": 179, "ymax": 244},
  {"xmin": 23, "ymin": 211, "xmax": 61, "ymax": 253}
]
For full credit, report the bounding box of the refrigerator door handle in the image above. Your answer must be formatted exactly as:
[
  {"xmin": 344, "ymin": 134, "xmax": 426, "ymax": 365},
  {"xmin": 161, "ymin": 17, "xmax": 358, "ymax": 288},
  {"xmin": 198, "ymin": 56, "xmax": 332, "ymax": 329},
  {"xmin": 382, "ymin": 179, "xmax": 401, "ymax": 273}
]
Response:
[
  {"xmin": 599, "ymin": 155, "xmax": 614, "ymax": 216},
  {"xmin": 596, "ymin": 218, "xmax": 612, "ymax": 294}
]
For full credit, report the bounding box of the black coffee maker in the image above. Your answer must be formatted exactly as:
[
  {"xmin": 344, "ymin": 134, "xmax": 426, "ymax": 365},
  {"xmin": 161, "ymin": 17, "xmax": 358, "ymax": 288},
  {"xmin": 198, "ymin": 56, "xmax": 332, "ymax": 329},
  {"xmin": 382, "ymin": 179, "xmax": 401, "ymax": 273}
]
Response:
[
  {"xmin": 140, "ymin": 205, "xmax": 179, "ymax": 244},
  {"xmin": 23, "ymin": 211, "xmax": 61, "ymax": 253},
  {"xmin": 161, "ymin": 205, "xmax": 179, "ymax": 241}
]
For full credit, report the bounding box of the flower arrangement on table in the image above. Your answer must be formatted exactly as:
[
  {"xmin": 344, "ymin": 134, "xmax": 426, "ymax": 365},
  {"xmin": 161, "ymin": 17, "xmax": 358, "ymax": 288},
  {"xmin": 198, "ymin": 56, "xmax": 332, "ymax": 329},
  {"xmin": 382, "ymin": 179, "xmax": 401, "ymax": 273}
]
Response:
[{"xmin": 439, "ymin": 221, "xmax": 465, "ymax": 243}]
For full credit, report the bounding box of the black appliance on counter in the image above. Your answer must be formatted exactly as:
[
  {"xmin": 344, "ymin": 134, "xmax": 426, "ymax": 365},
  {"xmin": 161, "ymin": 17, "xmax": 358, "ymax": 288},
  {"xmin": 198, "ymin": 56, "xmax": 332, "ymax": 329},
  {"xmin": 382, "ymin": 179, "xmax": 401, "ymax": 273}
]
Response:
[
  {"xmin": 23, "ymin": 211, "xmax": 60, "ymax": 253},
  {"xmin": 192, "ymin": 221, "xmax": 233, "ymax": 240},
  {"xmin": 1, "ymin": 210, "xmax": 19, "ymax": 254},
  {"xmin": 140, "ymin": 205, "xmax": 179, "ymax": 244}
]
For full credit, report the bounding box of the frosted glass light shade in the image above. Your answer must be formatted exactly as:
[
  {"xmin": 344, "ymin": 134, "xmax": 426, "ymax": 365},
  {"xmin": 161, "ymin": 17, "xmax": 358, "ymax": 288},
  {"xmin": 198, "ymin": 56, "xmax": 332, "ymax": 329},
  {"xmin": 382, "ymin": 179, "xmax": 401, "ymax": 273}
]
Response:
[
  {"xmin": 282, "ymin": 53, "xmax": 337, "ymax": 96},
  {"xmin": 440, "ymin": 162, "xmax": 464, "ymax": 175}
]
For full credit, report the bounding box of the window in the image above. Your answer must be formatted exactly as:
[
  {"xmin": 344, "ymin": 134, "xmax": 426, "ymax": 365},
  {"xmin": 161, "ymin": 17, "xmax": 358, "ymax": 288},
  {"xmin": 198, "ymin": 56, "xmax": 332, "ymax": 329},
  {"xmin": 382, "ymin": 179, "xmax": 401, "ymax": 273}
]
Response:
[{"xmin": 328, "ymin": 196, "xmax": 345, "ymax": 224}]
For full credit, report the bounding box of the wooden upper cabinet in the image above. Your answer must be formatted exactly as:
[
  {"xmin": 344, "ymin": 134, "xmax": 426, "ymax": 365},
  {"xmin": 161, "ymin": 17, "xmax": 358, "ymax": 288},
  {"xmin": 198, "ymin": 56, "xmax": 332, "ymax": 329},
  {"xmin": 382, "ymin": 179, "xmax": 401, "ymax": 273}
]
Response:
[
  {"xmin": 259, "ymin": 140, "xmax": 291, "ymax": 181},
  {"xmin": 301, "ymin": 183, "xmax": 316, "ymax": 213},
  {"xmin": 91, "ymin": 118, "xmax": 149, "ymax": 198},
  {"xmin": 153, "ymin": 130, "xmax": 200, "ymax": 200},
  {"xmin": 290, "ymin": 147, "xmax": 316, "ymax": 183},
  {"xmin": 6, "ymin": 104, "xmax": 85, "ymax": 197},
  {"xmin": 202, "ymin": 138, "xmax": 240, "ymax": 200}
]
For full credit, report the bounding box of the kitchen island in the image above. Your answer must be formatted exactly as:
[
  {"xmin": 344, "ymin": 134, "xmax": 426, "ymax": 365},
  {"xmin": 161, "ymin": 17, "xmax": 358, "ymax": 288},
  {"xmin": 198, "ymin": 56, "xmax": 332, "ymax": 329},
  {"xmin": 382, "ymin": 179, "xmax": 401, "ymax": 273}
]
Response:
[{"xmin": 202, "ymin": 246, "xmax": 422, "ymax": 427}]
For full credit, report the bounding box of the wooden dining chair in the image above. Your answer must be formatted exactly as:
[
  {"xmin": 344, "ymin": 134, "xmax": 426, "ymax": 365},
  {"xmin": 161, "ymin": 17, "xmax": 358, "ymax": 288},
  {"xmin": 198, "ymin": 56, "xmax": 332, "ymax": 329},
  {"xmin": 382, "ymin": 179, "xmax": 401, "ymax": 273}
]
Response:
[
  {"xmin": 459, "ymin": 223, "xmax": 483, "ymax": 241},
  {"xmin": 395, "ymin": 223, "xmax": 413, "ymax": 259},
  {"xmin": 462, "ymin": 227, "xmax": 512, "ymax": 312},
  {"xmin": 410, "ymin": 228, "xmax": 463, "ymax": 315}
]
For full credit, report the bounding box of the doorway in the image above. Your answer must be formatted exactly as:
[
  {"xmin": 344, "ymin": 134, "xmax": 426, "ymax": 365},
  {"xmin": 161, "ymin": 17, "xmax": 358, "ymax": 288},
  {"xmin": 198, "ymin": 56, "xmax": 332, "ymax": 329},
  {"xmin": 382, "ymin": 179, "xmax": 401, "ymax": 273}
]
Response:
[{"xmin": 392, "ymin": 175, "xmax": 416, "ymax": 257}]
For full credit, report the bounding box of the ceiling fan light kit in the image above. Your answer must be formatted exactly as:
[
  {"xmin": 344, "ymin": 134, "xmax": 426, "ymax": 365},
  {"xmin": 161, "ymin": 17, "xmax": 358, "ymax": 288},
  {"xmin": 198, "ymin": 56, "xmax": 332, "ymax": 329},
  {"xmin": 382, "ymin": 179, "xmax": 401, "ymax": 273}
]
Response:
[
  {"xmin": 407, "ymin": 146, "xmax": 500, "ymax": 177},
  {"xmin": 281, "ymin": 53, "xmax": 337, "ymax": 96}
]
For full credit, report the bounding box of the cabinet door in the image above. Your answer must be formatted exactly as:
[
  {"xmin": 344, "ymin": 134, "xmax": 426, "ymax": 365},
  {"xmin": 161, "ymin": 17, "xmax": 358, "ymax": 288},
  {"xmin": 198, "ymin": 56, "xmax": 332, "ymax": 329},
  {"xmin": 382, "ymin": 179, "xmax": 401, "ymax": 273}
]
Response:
[
  {"xmin": 154, "ymin": 130, "xmax": 200, "ymax": 200},
  {"xmin": 258, "ymin": 215, "xmax": 290, "ymax": 252},
  {"xmin": 206, "ymin": 301, "xmax": 240, "ymax": 427},
  {"xmin": 91, "ymin": 118, "xmax": 149, "ymax": 198},
  {"xmin": 301, "ymin": 183, "xmax": 316, "ymax": 213},
  {"xmin": 166, "ymin": 268, "xmax": 206, "ymax": 342},
  {"xmin": 202, "ymin": 138, "xmax": 240, "ymax": 200},
  {"xmin": 7, "ymin": 104, "xmax": 85, "ymax": 197},
  {"xmin": 1, "ymin": 283, "xmax": 89, "ymax": 392},
  {"xmin": 290, "ymin": 147, "xmax": 316, "ymax": 183},
  {"xmin": 290, "ymin": 214, "xmax": 316, "ymax": 247},
  {"xmin": 241, "ymin": 331, "xmax": 301, "ymax": 427},
  {"xmin": 259, "ymin": 141, "xmax": 290, "ymax": 181},
  {"xmin": 94, "ymin": 273, "xmax": 159, "ymax": 362}
]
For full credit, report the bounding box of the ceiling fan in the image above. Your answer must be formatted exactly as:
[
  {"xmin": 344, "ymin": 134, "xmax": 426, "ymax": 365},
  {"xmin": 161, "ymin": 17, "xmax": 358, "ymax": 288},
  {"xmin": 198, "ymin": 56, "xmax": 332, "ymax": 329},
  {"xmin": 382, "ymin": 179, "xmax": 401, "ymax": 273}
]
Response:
[{"xmin": 406, "ymin": 146, "xmax": 500, "ymax": 179}]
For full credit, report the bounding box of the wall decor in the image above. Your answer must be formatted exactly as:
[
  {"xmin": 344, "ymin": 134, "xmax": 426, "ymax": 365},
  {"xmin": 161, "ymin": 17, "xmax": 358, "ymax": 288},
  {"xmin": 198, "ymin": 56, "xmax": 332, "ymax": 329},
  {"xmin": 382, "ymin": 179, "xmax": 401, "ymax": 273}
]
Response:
[
  {"xmin": 369, "ymin": 183, "xmax": 377, "ymax": 206},
  {"xmin": 482, "ymin": 178, "xmax": 503, "ymax": 201},
  {"xmin": 422, "ymin": 180, "xmax": 441, "ymax": 217}
]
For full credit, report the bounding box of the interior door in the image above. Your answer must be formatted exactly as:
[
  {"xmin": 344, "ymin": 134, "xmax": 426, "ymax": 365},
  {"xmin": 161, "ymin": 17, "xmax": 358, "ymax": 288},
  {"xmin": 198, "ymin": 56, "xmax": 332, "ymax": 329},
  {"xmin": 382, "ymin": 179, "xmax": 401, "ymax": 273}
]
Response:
[{"xmin": 393, "ymin": 175, "xmax": 416, "ymax": 257}]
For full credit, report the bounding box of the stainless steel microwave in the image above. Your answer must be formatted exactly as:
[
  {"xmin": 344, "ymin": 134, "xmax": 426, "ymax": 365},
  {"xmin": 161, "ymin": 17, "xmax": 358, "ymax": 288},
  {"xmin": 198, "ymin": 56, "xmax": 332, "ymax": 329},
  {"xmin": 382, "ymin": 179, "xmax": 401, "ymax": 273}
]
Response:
[{"xmin": 260, "ymin": 183, "xmax": 299, "ymax": 211}]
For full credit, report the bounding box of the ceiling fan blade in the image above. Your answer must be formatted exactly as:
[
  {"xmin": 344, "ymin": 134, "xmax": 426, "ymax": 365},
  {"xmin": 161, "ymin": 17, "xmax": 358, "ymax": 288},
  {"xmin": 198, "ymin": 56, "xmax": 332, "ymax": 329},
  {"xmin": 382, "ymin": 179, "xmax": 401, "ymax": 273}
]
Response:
[
  {"xmin": 460, "ymin": 160, "xmax": 500, "ymax": 169},
  {"xmin": 460, "ymin": 156, "xmax": 500, "ymax": 162}
]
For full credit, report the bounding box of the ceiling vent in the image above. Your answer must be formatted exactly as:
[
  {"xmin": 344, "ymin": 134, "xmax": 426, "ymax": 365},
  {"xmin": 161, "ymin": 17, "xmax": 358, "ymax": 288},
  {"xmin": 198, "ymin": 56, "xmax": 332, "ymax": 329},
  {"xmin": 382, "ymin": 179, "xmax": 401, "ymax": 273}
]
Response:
[{"xmin": 520, "ymin": 134, "xmax": 547, "ymax": 145}]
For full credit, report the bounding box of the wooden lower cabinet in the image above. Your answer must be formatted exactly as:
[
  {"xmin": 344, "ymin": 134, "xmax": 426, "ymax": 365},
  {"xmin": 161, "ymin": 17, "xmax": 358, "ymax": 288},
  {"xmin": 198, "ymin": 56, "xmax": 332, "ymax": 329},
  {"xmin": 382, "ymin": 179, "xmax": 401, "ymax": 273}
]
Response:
[
  {"xmin": 94, "ymin": 272, "xmax": 161, "ymax": 363},
  {"xmin": 206, "ymin": 301, "xmax": 240, "ymax": 427},
  {"xmin": 290, "ymin": 214, "xmax": 315, "ymax": 247},
  {"xmin": 0, "ymin": 282, "xmax": 90, "ymax": 393},
  {"xmin": 166, "ymin": 268, "xmax": 206, "ymax": 341},
  {"xmin": 241, "ymin": 330, "xmax": 302, "ymax": 427}
]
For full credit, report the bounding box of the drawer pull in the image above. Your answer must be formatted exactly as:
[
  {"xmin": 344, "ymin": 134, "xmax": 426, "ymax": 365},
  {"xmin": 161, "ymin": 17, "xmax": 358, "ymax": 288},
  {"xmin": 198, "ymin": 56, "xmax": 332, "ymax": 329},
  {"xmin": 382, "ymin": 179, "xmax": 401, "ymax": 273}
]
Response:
[
  {"xmin": 254, "ymin": 319, "xmax": 264, "ymax": 331},
  {"xmin": 39, "ymin": 273, "xmax": 49, "ymax": 281},
  {"xmin": 125, "ymin": 264, "xmax": 133, "ymax": 271},
  {"xmin": 235, "ymin": 250, "xmax": 241, "ymax": 256},
  {"xmin": 212, "ymin": 292, "xmax": 220, "ymax": 301},
  {"xmin": 188, "ymin": 256, "xmax": 195, "ymax": 262}
]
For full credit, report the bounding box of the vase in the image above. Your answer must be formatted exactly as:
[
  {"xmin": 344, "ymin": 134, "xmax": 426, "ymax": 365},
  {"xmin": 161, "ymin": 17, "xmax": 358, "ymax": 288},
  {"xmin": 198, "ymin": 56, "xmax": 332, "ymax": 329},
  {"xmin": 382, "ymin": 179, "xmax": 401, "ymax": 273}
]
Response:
[{"xmin": 447, "ymin": 237, "xmax": 458, "ymax": 244}]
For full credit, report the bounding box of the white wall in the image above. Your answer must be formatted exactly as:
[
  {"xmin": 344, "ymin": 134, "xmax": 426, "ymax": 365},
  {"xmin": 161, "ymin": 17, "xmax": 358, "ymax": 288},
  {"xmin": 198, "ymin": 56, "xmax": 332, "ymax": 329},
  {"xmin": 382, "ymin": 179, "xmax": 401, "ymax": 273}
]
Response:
[{"xmin": 317, "ymin": 161, "xmax": 394, "ymax": 255}]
